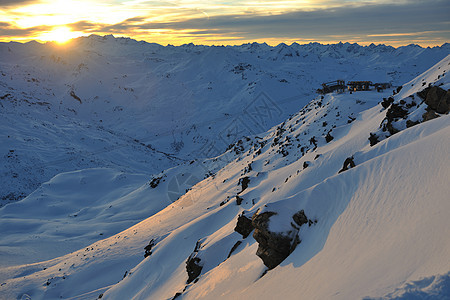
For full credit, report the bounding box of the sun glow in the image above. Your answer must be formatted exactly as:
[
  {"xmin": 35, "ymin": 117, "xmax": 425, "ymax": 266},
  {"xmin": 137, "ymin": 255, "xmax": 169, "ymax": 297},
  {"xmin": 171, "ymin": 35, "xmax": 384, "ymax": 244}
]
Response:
[{"xmin": 37, "ymin": 27, "xmax": 81, "ymax": 44}]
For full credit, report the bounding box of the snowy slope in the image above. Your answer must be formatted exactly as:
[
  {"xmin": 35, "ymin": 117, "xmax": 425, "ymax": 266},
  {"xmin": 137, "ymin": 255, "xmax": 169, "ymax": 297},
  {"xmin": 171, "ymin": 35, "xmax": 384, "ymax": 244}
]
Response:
[
  {"xmin": 0, "ymin": 50, "xmax": 448, "ymax": 300},
  {"xmin": 1, "ymin": 36, "xmax": 449, "ymax": 206}
]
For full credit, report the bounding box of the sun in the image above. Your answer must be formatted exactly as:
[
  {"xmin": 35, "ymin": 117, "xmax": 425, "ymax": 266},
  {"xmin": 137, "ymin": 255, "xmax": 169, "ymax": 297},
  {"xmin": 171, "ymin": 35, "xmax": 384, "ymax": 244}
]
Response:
[{"xmin": 38, "ymin": 26, "xmax": 81, "ymax": 44}]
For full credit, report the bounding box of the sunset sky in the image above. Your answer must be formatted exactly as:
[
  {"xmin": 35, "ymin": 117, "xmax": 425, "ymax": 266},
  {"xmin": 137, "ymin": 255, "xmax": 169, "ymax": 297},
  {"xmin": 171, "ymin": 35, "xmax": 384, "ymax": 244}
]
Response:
[{"xmin": 0, "ymin": 0, "xmax": 449, "ymax": 46}]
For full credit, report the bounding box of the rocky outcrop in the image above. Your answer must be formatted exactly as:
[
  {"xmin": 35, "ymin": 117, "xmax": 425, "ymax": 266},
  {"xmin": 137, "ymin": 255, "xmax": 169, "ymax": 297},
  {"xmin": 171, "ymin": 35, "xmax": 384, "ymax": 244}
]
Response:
[
  {"xmin": 384, "ymin": 103, "xmax": 408, "ymax": 135},
  {"xmin": 292, "ymin": 210, "xmax": 308, "ymax": 227},
  {"xmin": 339, "ymin": 156, "xmax": 356, "ymax": 173},
  {"xmin": 238, "ymin": 176, "xmax": 250, "ymax": 194},
  {"xmin": 252, "ymin": 210, "xmax": 311, "ymax": 270},
  {"xmin": 227, "ymin": 241, "xmax": 242, "ymax": 258},
  {"xmin": 381, "ymin": 96, "xmax": 394, "ymax": 109},
  {"xmin": 234, "ymin": 214, "xmax": 254, "ymax": 238},
  {"xmin": 368, "ymin": 133, "xmax": 379, "ymax": 146},
  {"xmin": 144, "ymin": 239, "xmax": 155, "ymax": 258},
  {"xmin": 419, "ymin": 86, "xmax": 450, "ymax": 114},
  {"xmin": 186, "ymin": 240, "xmax": 203, "ymax": 284},
  {"xmin": 235, "ymin": 195, "xmax": 244, "ymax": 205}
]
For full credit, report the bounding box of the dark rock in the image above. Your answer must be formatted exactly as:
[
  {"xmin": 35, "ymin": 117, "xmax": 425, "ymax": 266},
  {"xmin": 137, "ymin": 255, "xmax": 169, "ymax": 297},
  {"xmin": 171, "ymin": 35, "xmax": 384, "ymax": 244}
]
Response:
[
  {"xmin": 369, "ymin": 133, "xmax": 379, "ymax": 146},
  {"xmin": 238, "ymin": 176, "xmax": 250, "ymax": 194},
  {"xmin": 186, "ymin": 240, "xmax": 203, "ymax": 284},
  {"xmin": 172, "ymin": 292, "xmax": 182, "ymax": 299},
  {"xmin": 236, "ymin": 195, "xmax": 244, "ymax": 205},
  {"xmin": 252, "ymin": 211, "xmax": 299, "ymax": 270},
  {"xmin": 424, "ymin": 86, "xmax": 450, "ymax": 114},
  {"xmin": 406, "ymin": 120, "xmax": 420, "ymax": 128},
  {"xmin": 386, "ymin": 103, "xmax": 408, "ymax": 121},
  {"xmin": 422, "ymin": 109, "xmax": 439, "ymax": 121},
  {"xmin": 339, "ymin": 156, "xmax": 356, "ymax": 173},
  {"xmin": 144, "ymin": 239, "xmax": 155, "ymax": 258},
  {"xmin": 325, "ymin": 132, "xmax": 334, "ymax": 143},
  {"xmin": 234, "ymin": 214, "xmax": 254, "ymax": 238},
  {"xmin": 417, "ymin": 86, "xmax": 430, "ymax": 100},
  {"xmin": 383, "ymin": 103, "xmax": 408, "ymax": 135},
  {"xmin": 69, "ymin": 90, "xmax": 82, "ymax": 103},
  {"xmin": 292, "ymin": 210, "xmax": 308, "ymax": 227},
  {"xmin": 227, "ymin": 241, "xmax": 242, "ymax": 258},
  {"xmin": 381, "ymin": 97, "xmax": 394, "ymax": 109},
  {"xmin": 303, "ymin": 162, "xmax": 309, "ymax": 169},
  {"xmin": 149, "ymin": 176, "xmax": 162, "ymax": 188}
]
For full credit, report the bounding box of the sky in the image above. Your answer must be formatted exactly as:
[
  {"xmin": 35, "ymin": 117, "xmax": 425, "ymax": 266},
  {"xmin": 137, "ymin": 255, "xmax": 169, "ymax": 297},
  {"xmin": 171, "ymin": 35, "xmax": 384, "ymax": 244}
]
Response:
[{"xmin": 0, "ymin": 0, "xmax": 449, "ymax": 46}]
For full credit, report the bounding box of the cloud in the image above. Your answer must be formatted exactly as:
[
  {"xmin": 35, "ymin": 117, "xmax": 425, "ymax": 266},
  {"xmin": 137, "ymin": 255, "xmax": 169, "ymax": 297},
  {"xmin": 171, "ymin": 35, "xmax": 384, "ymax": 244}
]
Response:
[
  {"xmin": 0, "ymin": 0, "xmax": 37, "ymax": 6},
  {"xmin": 0, "ymin": 21, "xmax": 51, "ymax": 37},
  {"xmin": 1, "ymin": 0, "xmax": 449, "ymax": 46},
  {"xmin": 88, "ymin": 0, "xmax": 448, "ymax": 45}
]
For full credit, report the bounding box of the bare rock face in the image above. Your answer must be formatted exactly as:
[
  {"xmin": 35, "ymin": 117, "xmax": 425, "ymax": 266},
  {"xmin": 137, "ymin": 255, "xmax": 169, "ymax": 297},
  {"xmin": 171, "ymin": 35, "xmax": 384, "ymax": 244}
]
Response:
[
  {"xmin": 251, "ymin": 210, "xmax": 308, "ymax": 270},
  {"xmin": 186, "ymin": 240, "xmax": 203, "ymax": 284},
  {"xmin": 423, "ymin": 86, "xmax": 450, "ymax": 114},
  {"xmin": 234, "ymin": 214, "xmax": 254, "ymax": 238},
  {"xmin": 423, "ymin": 109, "xmax": 439, "ymax": 121},
  {"xmin": 292, "ymin": 210, "xmax": 308, "ymax": 227},
  {"xmin": 339, "ymin": 156, "xmax": 356, "ymax": 173}
]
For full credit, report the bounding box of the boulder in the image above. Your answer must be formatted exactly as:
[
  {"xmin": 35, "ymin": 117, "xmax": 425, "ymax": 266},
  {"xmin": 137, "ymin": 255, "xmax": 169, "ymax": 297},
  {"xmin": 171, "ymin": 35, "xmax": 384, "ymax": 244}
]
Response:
[
  {"xmin": 234, "ymin": 214, "xmax": 254, "ymax": 238},
  {"xmin": 423, "ymin": 109, "xmax": 439, "ymax": 122},
  {"xmin": 424, "ymin": 86, "xmax": 450, "ymax": 114},
  {"xmin": 368, "ymin": 133, "xmax": 379, "ymax": 146},
  {"xmin": 339, "ymin": 156, "xmax": 356, "ymax": 173},
  {"xmin": 292, "ymin": 210, "xmax": 308, "ymax": 227},
  {"xmin": 238, "ymin": 176, "xmax": 250, "ymax": 194},
  {"xmin": 252, "ymin": 211, "xmax": 299, "ymax": 269}
]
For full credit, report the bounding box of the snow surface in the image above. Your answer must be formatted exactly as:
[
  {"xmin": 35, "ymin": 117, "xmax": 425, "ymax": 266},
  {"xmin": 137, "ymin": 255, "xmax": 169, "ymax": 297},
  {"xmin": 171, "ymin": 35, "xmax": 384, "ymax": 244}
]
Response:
[{"xmin": 0, "ymin": 37, "xmax": 449, "ymax": 300}]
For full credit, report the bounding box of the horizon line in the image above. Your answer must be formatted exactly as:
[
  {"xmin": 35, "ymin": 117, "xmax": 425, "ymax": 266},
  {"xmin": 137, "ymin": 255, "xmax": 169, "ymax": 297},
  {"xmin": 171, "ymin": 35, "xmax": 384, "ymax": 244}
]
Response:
[{"xmin": 2, "ymin": 34, "xmax": 449, "ymax": 49}]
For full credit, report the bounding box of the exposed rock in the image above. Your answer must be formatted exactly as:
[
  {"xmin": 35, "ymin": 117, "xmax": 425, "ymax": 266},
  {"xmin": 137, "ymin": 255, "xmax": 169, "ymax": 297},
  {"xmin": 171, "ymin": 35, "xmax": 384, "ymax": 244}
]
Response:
[
  {"xmin": 422, "ymin": 109, "xmax": 439, "ymax": 122},
  {"xmin": 234, "ymin": 214, "xmax": 254, "ymax": 238},
  {"xmin": 69, "ymin": 90, "xmax": 82, "ymax": 103},
  {"xmin": 235, "ymin": 195, "xmax": 244, "ymax": 205},
  {"xmin": 339, "ymin": 156, "xmax": 356, "ymax": 173},
  {"xmin": 369, "ymin": 133, "xmax": 379, "ymax": 146},
  {"xmin": 252, "ymin": 211, "xmax": 299, "ymax": 270},
  {"xmin": 382, "ymin": 103, "xmax": 409, "ymax": 135},
  {"xmin": 149, "ymin": 176, "xmax": 163, "ymax": 188},
  {"xmin": 424, "ymin": 86, "xmax": 450, "ymax": 114},
  {"xmin": 381, "ymin": 96, "xmax": 394, "ymax": 109},
  {"xmin": 303, "ymin": 161, "xmax": 309, "ymax": 169},
  {"xmin": 144, "ymin": 239, "xmax": 155, "ymax": 258},
  {"xmin": 406, "ymin": 119, "xmax": 420, "ymax": 128},
  {"xmin": 186, "ymin": 240, "xmax": 203, "ymax": 284},
  {"xmin": 386, "ymin": 103, "xmax": 408, "ymax": 121},
  {"xmin": 292, "ymin": 210, "xmax": 308, "ymax": 227},
  {"xmin": 227, "ymin": 241, "xmax": 242, "ymax": 258},
  {"xmin": 238, "ymin": 176, "xmax": 250, "ymax": 194},
  {"xmin": 417, "ymin": 86, "xmax": 430, "ymax": 100},
  {"xmin": 325, "ymin": 132, "xmax": 334, "ymax": 143}
]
